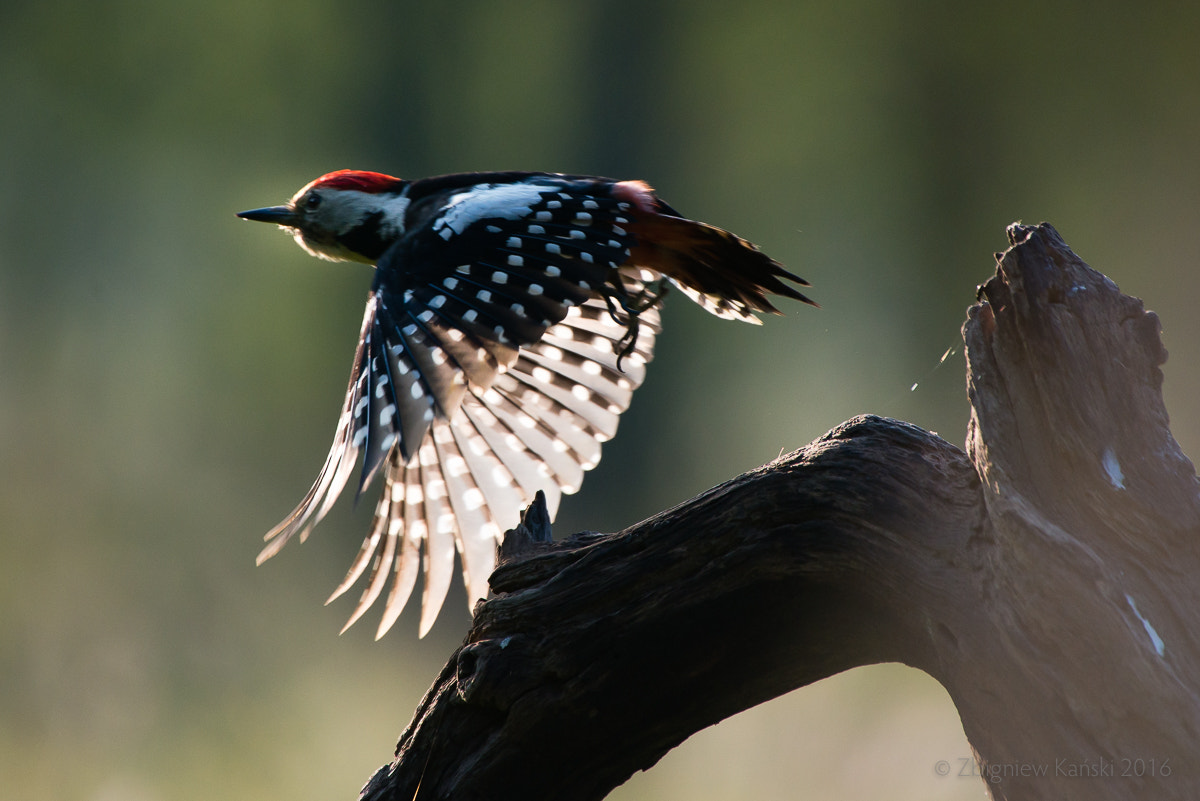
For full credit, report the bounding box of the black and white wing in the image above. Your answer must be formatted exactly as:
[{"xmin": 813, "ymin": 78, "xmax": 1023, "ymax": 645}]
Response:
[{"xmin": 259, "ymin": 178, "xmax": 660, "ymax": 637}]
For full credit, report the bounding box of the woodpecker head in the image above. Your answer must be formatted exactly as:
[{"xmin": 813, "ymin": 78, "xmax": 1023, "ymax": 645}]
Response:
[{"xmin": 238, "ymin": 170, "xmax": 410, "ymax": 264}]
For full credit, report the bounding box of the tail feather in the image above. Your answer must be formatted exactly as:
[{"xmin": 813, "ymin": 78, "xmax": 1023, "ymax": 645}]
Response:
[{"xmin": 629, "ymin": 212, "xmax": 817, "ymax": 322}]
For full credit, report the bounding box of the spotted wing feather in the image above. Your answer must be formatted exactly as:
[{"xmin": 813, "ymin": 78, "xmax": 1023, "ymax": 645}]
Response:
[
  {"xmin": 263, "ymin": 179, "xmax": 664, "ymax": 637},
  {"xmin": 331, "ymin": 292, "xmax": 659, "ymax": 638}
]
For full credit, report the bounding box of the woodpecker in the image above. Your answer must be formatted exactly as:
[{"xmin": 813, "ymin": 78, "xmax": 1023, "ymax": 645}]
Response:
[{"xmin": 239, "ymin": 170, "xmax": 815, "ymax": 638}]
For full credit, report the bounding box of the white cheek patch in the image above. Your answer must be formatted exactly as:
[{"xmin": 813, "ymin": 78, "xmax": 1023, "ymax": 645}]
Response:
[
  {"xmin": 317, "ymin": 190, "xmax": 411, "ymax": 237},
  {"xmin": 330, "ymin": 191, "xmax": 410, "ymax": 235},
  {"xmin": 376, "ymin": 192, "xmax": 411, "ymax": 238},
  {"xmin": 294, "ymin": 188, "xmax": 412, "ymax": 261}
]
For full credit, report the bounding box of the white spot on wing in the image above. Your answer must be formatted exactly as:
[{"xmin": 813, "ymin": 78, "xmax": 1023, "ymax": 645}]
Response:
[{"xmin": 463, "ymin": 488, "xmax": 485, "ymax": 510}]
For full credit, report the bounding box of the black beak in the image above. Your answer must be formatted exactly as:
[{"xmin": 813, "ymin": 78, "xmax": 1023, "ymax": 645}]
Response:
[{"xmin": 237, "ymin": 205, "xmax": 298, "ymax": 225}]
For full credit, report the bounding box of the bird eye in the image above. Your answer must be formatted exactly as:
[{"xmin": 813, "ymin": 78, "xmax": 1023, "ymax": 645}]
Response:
[{"xmin": 304, "ymin": 192, "xmax": 322, "ymax": 211}]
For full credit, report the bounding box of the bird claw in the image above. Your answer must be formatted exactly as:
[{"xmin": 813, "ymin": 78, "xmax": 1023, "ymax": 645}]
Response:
[{"xmin": 601, "ymin": 276, "xmax": 669, "ymax": 371}]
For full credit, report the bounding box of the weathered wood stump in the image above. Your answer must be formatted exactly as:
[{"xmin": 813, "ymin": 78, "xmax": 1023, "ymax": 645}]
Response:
[{"xmin": 358, "ymin": 223, "xmax": 1200, "ymax": 801}]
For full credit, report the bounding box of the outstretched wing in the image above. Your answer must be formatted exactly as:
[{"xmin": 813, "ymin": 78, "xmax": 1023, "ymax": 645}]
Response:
[{"xmin": 261, "ymin": 178, "xmax": 660, "ymax": 637}]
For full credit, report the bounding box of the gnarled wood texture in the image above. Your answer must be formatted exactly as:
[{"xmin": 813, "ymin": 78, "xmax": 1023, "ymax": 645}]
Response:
[{"xmin": 358, "ymin": 223, "xmax": 1200, "ymax": 801}]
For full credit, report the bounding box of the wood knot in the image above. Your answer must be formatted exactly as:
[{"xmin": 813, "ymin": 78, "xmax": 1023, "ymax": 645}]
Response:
[{"xmin": 498, "ymin": 491, "xmax": 554, "ymax": 563}]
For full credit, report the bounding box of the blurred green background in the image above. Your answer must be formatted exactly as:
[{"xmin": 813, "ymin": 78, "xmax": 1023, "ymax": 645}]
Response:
[{"xmin": 4, "ymin": 1, "xmax": 1199, "ymax": 799}]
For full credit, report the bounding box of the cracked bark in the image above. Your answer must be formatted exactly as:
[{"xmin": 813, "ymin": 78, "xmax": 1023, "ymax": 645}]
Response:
[{"xmin": 357, "ymin": 223, "xmax": 1200, "ymax": 801}]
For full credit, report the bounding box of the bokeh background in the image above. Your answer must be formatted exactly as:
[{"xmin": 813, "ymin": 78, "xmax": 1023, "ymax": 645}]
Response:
[{"xmin": 4, "ymin": 1, "xmax": 1200, "ymax": 799}]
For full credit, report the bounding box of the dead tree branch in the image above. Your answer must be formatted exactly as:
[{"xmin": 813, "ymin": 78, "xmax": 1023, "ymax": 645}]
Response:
[{"xmin": 358, "ymin": 223, "xmax": 1200, "ymax": 801}]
